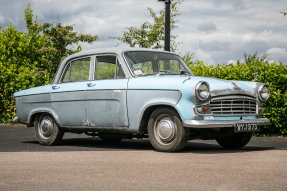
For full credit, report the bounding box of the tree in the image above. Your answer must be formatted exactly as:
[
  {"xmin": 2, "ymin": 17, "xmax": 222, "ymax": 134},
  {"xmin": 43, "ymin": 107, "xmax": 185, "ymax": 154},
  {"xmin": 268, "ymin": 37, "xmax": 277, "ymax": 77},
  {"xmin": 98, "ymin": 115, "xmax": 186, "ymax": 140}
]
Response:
[
  {"xmin": 110, "ymin": 0, "xmax": 183, "ymax": 52},
  {"xmin": 0, "ymin": 4, "xmax": 98, "ymax": 122},
  {"xmin": 182, "ymin": 52, "xmax": 194, "ymax": 65},
  {"xmin": 26, "ymin": 4, "xmax": 98, "ymax": 78}
]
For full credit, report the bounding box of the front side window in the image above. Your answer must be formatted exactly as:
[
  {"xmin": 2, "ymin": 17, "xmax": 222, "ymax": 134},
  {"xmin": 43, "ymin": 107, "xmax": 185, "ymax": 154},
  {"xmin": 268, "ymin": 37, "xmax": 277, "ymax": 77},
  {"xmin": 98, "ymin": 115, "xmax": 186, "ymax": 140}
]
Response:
[
  {"xmin": 124, "ymin": 51, "xmax": 194, "ymax": 76},
  {"xmin": 96, "ymin": 56, "xmax": 125, "ymax": 80},
  {"xmin": 61, "ymin": 57, "xmax": 90, "ymax": 82}
]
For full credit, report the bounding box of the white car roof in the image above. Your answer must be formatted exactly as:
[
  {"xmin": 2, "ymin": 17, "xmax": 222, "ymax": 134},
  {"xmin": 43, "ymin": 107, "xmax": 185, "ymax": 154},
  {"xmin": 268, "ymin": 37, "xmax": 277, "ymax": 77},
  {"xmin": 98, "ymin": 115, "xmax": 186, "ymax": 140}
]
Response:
[{"xmin": 65, "ymin": 47, "xmax": 169, "ymax": 61}]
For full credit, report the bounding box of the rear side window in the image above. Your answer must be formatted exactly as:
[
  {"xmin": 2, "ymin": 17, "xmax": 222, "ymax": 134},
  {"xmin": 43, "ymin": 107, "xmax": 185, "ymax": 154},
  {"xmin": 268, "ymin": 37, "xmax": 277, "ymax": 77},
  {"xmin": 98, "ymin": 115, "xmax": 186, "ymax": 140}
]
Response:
[{"xmin": 61, "ymin": 57, "xmax": 90, "ymax": 82}]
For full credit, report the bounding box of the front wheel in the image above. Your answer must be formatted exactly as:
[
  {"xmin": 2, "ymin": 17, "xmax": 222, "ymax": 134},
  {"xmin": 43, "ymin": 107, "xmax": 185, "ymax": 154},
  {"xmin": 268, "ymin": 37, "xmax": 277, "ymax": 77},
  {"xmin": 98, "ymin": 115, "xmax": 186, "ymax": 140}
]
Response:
[
  {"xmin": 34, "ymin": 113, "xmax": 64, "ymax": 145},
  {"xmin": 216, "ymin": 132, "xmax": 252, "ymax": 149},
  {"xmin": 148, "ymin": 107, "xmax": 190, "ymax": 152}
]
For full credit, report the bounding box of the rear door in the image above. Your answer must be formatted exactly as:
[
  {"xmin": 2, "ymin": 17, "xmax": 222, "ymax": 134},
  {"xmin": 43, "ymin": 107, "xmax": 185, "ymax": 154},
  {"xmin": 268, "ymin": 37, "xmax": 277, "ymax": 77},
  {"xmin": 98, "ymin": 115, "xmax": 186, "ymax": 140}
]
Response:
[
  {"xmin": 51, "ymin": 57, "xmax": 91, "ymax": 126},
  {"xmin": 86, "ymin": 55, "xmax": 129, "ymax": 127}
]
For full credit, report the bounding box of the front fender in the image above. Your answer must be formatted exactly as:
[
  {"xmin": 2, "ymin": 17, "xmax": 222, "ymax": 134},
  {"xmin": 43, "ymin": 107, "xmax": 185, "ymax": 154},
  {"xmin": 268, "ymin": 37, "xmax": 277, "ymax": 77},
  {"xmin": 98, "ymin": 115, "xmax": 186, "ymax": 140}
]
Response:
[{"xmin": 127, "ymin": 90, "xmax": 182, "ymax": 132}]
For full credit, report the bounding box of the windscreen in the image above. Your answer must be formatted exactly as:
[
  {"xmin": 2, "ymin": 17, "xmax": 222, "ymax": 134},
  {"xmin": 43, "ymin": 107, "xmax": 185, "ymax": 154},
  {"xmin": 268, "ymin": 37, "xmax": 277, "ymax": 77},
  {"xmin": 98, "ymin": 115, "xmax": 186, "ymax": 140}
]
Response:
[{"xmin": 124, "ymin": 51, "xmax": 194, "ymax": 76}]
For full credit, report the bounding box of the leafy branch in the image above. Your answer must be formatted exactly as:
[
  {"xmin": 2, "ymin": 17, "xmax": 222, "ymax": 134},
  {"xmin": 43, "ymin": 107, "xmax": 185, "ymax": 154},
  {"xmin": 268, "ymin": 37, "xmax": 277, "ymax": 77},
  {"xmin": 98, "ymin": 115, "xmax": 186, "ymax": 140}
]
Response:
[
  {"xmin": 110, "ymin": 0, "xmax": 183, "ymax": 52},
  {"xmin": 280, "ymin": 12, "xmax": 287, "ymax": 16}
]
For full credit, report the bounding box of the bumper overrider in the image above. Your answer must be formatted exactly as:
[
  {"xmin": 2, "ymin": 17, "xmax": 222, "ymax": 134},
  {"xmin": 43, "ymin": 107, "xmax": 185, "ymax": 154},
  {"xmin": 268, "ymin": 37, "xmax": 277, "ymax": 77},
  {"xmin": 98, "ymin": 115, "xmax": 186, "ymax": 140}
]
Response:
[
  {"xmin": 182, "ymin": 118, "xmax": 270, "ymax": 128},
  {"xmin": 13, "ymin": 116, "xmax": 19, "ymax": 123}
]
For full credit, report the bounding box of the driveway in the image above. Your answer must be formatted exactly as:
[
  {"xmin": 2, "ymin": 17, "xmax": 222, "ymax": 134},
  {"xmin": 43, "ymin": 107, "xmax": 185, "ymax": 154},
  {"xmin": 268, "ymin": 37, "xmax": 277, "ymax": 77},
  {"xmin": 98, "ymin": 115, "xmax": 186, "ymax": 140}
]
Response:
[{"xmin": 0, "ymin": 125, "xmax": 287, "ymax": 190}]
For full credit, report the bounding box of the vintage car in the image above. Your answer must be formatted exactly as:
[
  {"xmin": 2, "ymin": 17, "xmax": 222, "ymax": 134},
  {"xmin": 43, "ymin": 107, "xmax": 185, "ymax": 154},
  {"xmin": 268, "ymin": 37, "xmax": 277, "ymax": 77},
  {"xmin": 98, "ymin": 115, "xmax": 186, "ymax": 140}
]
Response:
[{"xmin": 13, "ymin": 47, "xmax": 270, "ymax": 152}]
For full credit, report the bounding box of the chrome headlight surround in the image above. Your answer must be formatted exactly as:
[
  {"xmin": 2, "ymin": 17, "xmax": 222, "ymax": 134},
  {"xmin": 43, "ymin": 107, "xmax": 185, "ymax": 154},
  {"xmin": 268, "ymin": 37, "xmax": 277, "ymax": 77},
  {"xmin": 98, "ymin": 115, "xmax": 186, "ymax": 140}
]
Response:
[
  {"xmin": 258, "ymin": 84, "xmax": 270, "ymax": 101},
  {"xmin": 195, "ymin": 81, "xmax": 210, "ymax": 101}
]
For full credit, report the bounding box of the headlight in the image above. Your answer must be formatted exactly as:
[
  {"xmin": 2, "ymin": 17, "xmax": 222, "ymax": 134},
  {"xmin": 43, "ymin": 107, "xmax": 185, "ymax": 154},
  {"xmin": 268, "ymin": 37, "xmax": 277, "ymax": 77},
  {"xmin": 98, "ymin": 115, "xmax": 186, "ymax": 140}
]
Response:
[
  {"xmin": 258, "ymin": 84, "xmax": 270, "ymax": 101},
  {"xmin": 195, "ymin": 81, "xmax": 210, "ymax": 100}
]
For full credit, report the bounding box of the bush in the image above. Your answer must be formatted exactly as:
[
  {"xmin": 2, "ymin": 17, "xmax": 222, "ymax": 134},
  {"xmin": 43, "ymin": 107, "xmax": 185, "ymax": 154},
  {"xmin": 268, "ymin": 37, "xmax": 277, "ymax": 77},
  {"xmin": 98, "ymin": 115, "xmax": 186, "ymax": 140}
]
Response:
[
  {"xmin": 0, "ymin": 24, "xmax": 50, "ymax": 123},
  {"xmin": 185, "ymin": 53, "xmax": 287, "ymax": 136}
]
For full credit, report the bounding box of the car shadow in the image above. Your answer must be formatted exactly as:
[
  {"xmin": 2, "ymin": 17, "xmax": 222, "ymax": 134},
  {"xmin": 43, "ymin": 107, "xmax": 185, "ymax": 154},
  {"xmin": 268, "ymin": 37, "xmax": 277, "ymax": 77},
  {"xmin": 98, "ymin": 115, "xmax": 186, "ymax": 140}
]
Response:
[
  {"xmin": 22, "ymin": 137, "xmax": 276, "ymax": 153},
  {"xmin": 182, "ymin": 142, "xmax": 275, "ymax": 154}
]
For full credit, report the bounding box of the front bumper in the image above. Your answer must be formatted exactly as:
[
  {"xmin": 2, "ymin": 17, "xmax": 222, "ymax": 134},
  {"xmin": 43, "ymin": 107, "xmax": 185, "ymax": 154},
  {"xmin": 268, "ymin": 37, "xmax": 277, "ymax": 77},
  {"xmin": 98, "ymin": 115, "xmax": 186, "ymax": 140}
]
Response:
[{"xmin": 182, "ymin": 118, "xmax": 270, "ymax": 128}]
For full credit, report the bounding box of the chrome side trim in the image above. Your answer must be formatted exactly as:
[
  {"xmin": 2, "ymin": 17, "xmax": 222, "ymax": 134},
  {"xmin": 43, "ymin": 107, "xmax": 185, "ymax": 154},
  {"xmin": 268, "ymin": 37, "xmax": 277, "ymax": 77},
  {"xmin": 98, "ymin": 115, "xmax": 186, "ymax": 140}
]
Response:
[{"xmin": 182, "ymin": 118, "xmax": 270, "ymax": 128}]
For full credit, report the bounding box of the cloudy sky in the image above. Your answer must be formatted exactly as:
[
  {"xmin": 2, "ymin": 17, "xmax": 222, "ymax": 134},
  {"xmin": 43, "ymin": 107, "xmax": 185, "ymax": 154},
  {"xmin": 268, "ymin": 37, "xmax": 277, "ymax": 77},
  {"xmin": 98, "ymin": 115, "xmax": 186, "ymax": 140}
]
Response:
[{"xmin": 0, "ymin": 0, "xmax": 287, "ymax": 65}]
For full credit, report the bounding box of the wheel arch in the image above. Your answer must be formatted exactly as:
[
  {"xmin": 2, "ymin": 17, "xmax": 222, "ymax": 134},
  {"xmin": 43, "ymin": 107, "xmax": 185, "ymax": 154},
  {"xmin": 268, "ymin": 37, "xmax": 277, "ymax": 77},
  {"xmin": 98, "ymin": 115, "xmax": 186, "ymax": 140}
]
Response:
[
  {"xmin": 28, "ymin": 108, "xmax": 62, "ymax": 127},
  {"xmin": 138, "ymin": 104, "xmax": 182, "ymax": 134}
]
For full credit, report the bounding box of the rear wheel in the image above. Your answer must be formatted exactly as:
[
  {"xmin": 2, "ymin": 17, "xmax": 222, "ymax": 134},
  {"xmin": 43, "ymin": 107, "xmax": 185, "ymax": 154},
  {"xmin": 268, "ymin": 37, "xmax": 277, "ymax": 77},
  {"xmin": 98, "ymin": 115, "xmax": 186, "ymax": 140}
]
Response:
[
  {"xmin": 34, "ymin": 113, "xmax": 64, "ymax": 145},
  {"xmin": 148, "ymin": 107, "xmax": 189, "ymax": 152},
  {"xmin": 216, "ymin": 132, "xmax": 252, "ymax": 149}
]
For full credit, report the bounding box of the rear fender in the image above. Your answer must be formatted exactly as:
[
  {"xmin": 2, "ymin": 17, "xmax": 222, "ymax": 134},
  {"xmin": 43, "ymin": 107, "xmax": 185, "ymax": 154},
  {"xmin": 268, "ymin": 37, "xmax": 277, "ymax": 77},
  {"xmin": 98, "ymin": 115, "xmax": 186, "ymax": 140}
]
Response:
[{"xmin": 28, "ymin": 107, "xmax": 62, "ymax": 127}]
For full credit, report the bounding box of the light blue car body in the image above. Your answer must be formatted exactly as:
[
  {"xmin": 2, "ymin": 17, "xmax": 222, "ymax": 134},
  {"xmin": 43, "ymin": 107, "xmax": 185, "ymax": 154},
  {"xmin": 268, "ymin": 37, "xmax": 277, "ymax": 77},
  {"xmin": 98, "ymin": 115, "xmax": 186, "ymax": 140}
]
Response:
[{"xmin": 13, "ymin": 47, "xmax": 269, "ymax": 134}]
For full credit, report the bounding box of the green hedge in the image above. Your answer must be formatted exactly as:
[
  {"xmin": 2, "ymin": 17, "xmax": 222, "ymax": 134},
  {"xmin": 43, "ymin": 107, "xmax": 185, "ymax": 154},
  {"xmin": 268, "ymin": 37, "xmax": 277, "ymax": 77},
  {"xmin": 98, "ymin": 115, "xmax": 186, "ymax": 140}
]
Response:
[
  {"xmin": 0, "ymin": 24, "xmax": 50, "ymax": 123},
  {"xmin": 185, "ymin": 53, "xmax": 287, "ymax": 136}
]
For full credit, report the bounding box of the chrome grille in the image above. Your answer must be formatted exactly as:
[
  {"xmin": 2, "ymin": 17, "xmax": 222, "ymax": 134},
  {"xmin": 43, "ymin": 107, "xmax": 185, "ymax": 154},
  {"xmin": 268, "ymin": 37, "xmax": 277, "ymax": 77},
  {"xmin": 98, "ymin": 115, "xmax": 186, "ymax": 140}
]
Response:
[{"xmin": 210, "ymin": 96, "xmax": 257, "ymax": 115}]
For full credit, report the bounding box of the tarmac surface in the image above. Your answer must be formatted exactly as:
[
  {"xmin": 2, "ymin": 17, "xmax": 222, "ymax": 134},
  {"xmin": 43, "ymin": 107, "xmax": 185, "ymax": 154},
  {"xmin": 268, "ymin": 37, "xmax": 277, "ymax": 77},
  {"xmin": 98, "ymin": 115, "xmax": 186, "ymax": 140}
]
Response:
[{"xmin": 1, "ymin": 124, "xmax": 287, "ymax": 190}]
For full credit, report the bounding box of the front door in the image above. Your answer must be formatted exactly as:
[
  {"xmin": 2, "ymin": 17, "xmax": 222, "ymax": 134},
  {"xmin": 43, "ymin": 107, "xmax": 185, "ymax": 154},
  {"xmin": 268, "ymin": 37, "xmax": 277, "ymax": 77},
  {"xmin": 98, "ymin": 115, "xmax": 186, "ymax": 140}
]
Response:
[{"xmin": 86, "ymin": 55, "xmax": 129, "ymax": 127}]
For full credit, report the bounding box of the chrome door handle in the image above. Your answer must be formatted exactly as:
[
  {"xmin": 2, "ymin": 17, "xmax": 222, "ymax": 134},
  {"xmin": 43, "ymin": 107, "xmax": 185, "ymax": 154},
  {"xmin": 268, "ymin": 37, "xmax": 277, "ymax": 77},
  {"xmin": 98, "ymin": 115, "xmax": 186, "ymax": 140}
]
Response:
[
  {"xmin": 87, "ymin": 83, "xmax": 96, "ymax": 87},
  {"xmin": 52, "ymin": 86, "xmax": 60, "ymax": 90}
]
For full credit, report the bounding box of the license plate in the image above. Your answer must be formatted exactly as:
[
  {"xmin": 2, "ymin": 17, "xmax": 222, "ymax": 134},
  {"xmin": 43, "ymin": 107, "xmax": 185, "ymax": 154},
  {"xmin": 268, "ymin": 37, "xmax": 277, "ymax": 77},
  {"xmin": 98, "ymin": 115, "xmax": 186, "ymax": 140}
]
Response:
[{"xmin": 234, "ymin": 123, "xmax": 259, "ymax": 133}]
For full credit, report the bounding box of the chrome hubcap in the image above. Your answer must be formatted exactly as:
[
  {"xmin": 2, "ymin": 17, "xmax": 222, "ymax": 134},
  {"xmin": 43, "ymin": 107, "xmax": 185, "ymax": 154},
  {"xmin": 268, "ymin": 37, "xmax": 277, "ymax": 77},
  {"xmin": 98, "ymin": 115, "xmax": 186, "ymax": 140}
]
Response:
[
  {"xmin": 39, "ymin": 116, "xmax": 54, "ymax": 138},
  {"xmin": 156, "ymin": 117, "xmax": 176, "ymax": 143}
]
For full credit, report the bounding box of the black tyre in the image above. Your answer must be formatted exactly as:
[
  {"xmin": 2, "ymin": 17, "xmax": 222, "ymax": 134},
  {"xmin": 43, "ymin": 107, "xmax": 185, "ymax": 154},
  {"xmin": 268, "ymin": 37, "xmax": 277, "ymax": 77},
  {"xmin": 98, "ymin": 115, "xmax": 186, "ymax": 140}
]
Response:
[
  {"xmin": 34, "ymin": 113, "xmax": 64, "ymax": 145},
  {"xmin": 148, "ymin": 107, "xmax": 190, "ymax": 152},
  {"xmin": 216, "ymin": 132, "xmax": 252, "ymax": 149}
]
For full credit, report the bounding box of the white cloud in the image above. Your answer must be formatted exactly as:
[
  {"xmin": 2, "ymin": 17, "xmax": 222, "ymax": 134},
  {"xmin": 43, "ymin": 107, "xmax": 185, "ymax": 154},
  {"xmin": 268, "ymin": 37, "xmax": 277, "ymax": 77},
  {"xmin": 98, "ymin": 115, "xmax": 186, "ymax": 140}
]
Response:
[
  {"xmin": 195, "ymin": 49, "xmax": 215, "ymax": 65},
  {"xmin": 266, "ymin": 48, "xmax": 287, "ymax": 59},
  {"xmin": 0, "ymin": 0, "xmax": 287, "ymax": 64},
  {"xmin": 68, "ymin": 13, "xmax": 116, "ymax": 40},
  {"xmin": 267, "ymin": 60, "xmax": 276, "ymax": 64},
  {"xmin": 228, "ymin": 60, "xmax": 237, "ymax": 64},
  {"xmin": 0, "ymin": 14, "xmax": 5, "ymax": 24}
]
